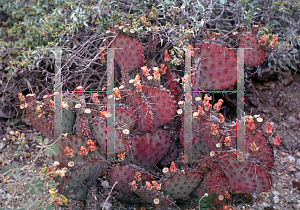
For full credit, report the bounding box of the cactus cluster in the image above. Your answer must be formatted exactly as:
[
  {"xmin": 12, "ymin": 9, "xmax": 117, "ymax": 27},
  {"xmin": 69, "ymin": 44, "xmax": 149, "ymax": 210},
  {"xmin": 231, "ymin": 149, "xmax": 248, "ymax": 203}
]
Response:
[{"xmin": 19, "ymin": 25, "xmax": 278, "ymax": 209}]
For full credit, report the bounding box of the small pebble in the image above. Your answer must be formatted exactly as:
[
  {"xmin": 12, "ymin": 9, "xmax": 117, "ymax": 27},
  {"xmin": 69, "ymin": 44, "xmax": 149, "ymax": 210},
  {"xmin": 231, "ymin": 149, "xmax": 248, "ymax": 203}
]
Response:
[
  {"xmin": 272, "ymin": 191, "xmax": 280, "ymax": 196},
  {"xmin": 273, "ymin": 196, "xmax": 280, "ymax": 204},
  {"xmin": 100, "ymin": 202, "xmax": 112, "ymax": 210},
  {"xmin": 255, "ymin": 204, "xmax": 264, "ymax": 210},
  {"xmin": 287, "ymin": 155, "xmax": 296, "ymax": 163},
  {"xmin": 0, "ymin": 142, "xmax": 5, "ymax": 151},
  {"xmin": 101, "ymin": 180, "xmax": 110, "ymax": 188}
]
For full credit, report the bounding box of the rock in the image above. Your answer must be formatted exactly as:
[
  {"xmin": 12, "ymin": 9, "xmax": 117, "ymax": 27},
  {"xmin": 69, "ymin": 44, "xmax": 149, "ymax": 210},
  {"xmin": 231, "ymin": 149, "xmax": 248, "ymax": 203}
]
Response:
[
  {"xmin": 262, "ymin": 202, "xmax": 270, "ymax": 207},
  {"xmin": 0, "ymin": 142, "xmax": 5, "ymax": 151},
  {"xmin": 101, "ymin": 180, "xmax": 110, "ymax": 188},
  {"xmin": 255, "ymin": 204, "xmax": 264, "ymax": 210},
  {"xmin": 287, "ymin": 155, "xmax": 296, "ymax": 163},
  {"xmin": 296, "ymin": 152, "xmax": 300, "ymax": 158},
  {"xmin": 272, "ymin": 191, "xmax": 280, "ymax": 196},
  {"xmin": 100, "ymin": 202, "xmax": 112, "ymax": 210},
  {"xmin": 287, "ymin": 116, "xmax": 298, "ymax": 124},
  {"xmin": 296, "ymin": 159, "xmax": 300, "ymax": 166},
  {"xmin": 293, "ymin": 204, "xmax": 300, "ymax": 210},
  {"xmin": 273, "ymin": 196, "xmax": 280, "ymax": 204},
  {"xmin": 2, "ymin": 193, "xmax": 12, "ymax": 200}
]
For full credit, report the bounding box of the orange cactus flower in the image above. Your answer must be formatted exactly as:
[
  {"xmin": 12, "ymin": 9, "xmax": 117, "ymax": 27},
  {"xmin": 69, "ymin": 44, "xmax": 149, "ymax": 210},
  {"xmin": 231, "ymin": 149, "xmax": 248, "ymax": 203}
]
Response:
[
  {"xmin": 141, "ymin": 66, "xmax": 150, "ymax": 76},
  {"xmin": 79, "ymin": 146, "xmax": 88, "ymax": 156},
  {"xmin": 219, "ymin": 113, "xmax": 225, "ymax": 123},
  {"xmin": 145, "ymin": 181, "xmax": 153, "ymax": 190},
  {"xmin": 65, "ymin": 146, "xmax": 74, "ymax": 158},
  {"xmin": 211, "ymin": 124, "xmax": 218, "ymax": 135},
  {"xmin": 246, "ymin": 119, "xmax": 255, "ymax": 131},
  {"xmin": 265, "ymin": 122, "xmax": 272, "ymax": 134},
  {"xmin": 273, "ymin": 135, "xmax": 281, "ymax": 146},
  {"xmin": 213, "ymin": 99, "xmax": 224, "ymax": 111},
  {"xmin": 170, "ymin": 161, "xmax": 177, "ymax": 173},
  {"xmin": 131, "ymin": 180, "xmax": 137, "ymax": 190},
  {"xmin": 164, "ymin": 49, "xmax": 171, "ymax": 62},
  {"xmin": 187, "ymin": 45, "xmax": 194, "ymax": 57},
  {"xmin": 134, "ymin": 171, "xmax": 142, "ymax": 181},
  {"xmin": 198, "ymin": 106, "xmax": 205, "ymax": 116},
  {"xmin": 160, "ymin": 63, "xmax": 167, "ymax": 74},
  {"xmin": 92, "ymin": 93, "xmax": 99, "ymax": 104},
  {"xmin": 224, "ymin": 136, "xmax": 231, "ymax": 146},
  {"xmin": 269, "ymin": 37, "xmax": 278, "ymax": 48}
]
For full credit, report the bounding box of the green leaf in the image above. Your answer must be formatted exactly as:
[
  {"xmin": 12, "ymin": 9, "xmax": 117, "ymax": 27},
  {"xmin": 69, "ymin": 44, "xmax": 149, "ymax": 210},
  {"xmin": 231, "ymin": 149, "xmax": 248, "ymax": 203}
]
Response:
[
  {"xmin": 212, "ymin": 193, "xmax": 219, "ymax": 200},
  {"xmin": 25, "ymin": 183, "xmax": 32, "ymax": 191},
  {"xmin": 36, "ymin": 136, "xmax": 43, "ymax": 144},
  {"xmin": 201, "ymin": 200, "xmax": 209, "ymax": 205},
  {"xmin": 35, "ymin": 183, "xmax": 44, "ymax": 188},
  {"xmin": 32, "ymin": 180, "xmax": 40, "ymax": 185},
  {"xmin": 49, "ymin": 144, "xmax": 59, "ymax": 156},
  {"xmin": 44, "ymin": 138, "xmax": 49, "ymax": 145},
  {"xmin": 1, "ymin": 168, "xmax": 10, "ymax": 176},
  {"xmin": 48, "ymin": 180, "xmax": 56, "ymax": 189},
  {"xmin": 29, "ymin": 187, "xmax": 36, "ymax": 195},
  {"xmin": 36, "ymin": 188, "xmax": 44, "ymax": 196},
  {"xmin": 45, "ymin": 148, "xmax": 52, "ymax": 157}
]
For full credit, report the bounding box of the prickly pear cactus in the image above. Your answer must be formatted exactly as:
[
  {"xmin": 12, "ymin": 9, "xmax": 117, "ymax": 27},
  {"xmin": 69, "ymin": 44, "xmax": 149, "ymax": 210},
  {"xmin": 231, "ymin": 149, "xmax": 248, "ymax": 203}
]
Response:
[{"xmin": 19, "ymin": 24, "xmax": 277, "ymax": 209}]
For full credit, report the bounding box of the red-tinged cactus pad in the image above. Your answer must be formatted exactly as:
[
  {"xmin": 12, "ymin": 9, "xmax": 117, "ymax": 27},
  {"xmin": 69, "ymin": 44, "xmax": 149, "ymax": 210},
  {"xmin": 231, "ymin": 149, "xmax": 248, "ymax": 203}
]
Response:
[
  {"xmin": 110, "ymin": 33, "xmax": 144, "ymax": 73},
  {"xmin": 27, "ymin": 111, "xmax": 54, "ymax": 139},
  {"xmin": 162, "ymin": 69, "xmax": 178, "ymax": 100},
  {"xmin": 125, "ymin": 91, "xmax": 153, "ymax": 133},
  {"xmin": 199, "ymin": 157, "xmax": 225, "ymax": 176},
  {"xmin": 90, "ymin": 117, "xmax": 129, "ymax": 154},
  {"xmin": 162, "ymin": 170, "xmax": 203, "ymax": 199},
  {"xmin": 109, "ymin": 164, "xmax": 154, "ymax": 195},
  {"xmin": 61, "ymin": 103, "xmax": 76, "ymax": 134},
  {"xmin": 202, "ymin": 172, "xmax": 230, "ymax": 210},
  {"xmin": 239, "ymin": 33, "xmax": 265, "ymax": 66},
  {"xmin": 78, "ymin": 114, "xmax": 91, "ymax": 138},
  {"xmin": 193, "ymin": 42, "xmax": 240, "ymax": 90},
  {"xmin": 142, "ymin": 86, "xmax": 177, "ymax": 129},
  {"xmin": 54, "ymin": 134, "xmax": 85, "ymax": 167},
  {"xmin": 53, "ymin": 134, "xmax": 102, "ymax": 167},
  {"xmin": 126, "ymin": 131, "xmax": 172, "ymax": 169},
  {"xmin": 179, "ymin": 126, "xmax": 210, "ymax": 160},
  {"xmin": 197, "ymin": 118, "xmax": 223, "ymax": 152},
  {"xmin": 244, "ymin": 129, "xmax": 273, "ymax": 169},
  {"xmin": 217, "ymin": 153, "xmax": 272, "ymax": 193},
  {"xmin": 59, "ymin": 157, "xmax": 106, "ymax": 200},
  {"xmin": 115, "ymin": 105, "xmax": 137, "ymax": 132},
  {"xmin": 134, "ymin": 186, "xmax": 176, "ymax": 207}
]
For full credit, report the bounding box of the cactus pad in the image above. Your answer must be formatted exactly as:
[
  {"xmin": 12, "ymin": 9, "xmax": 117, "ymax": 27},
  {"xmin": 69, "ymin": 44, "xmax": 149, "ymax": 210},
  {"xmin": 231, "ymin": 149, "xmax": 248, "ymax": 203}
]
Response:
[
  {"xmin": 110, "ymin": 33, "xmax": 144, "ymax": 73},
  {"xmin": 125, "ymin": 90, "xmax": 153, "ymax": 133},
  {"xmin": 194, "ymin": 42, "xmax": 240, "ymax": 90},
  {"xmin": 239, "ymin": 33, "xmax": 265, "ymax": 66},
  {"xmin": 142, "ymin": 86, "xmax": 177, "ymax": 129},
  {"xmin": 162, "ymin": 169, "xmax": 203, "ymax": 199},
  {"xmin": 60, "ymin": 157, "xmax": 106, "ymax": 200},
  {"xmin": 90, "ymin": 117, "xmax": 129, "ymax": 154},
  {"xmin": 126, "ymin": 131, "xmax": 172, "ymax": 169},
  {"xmin": 217, "ymin": 152, "xmax": 272, "ymax": 193}
]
